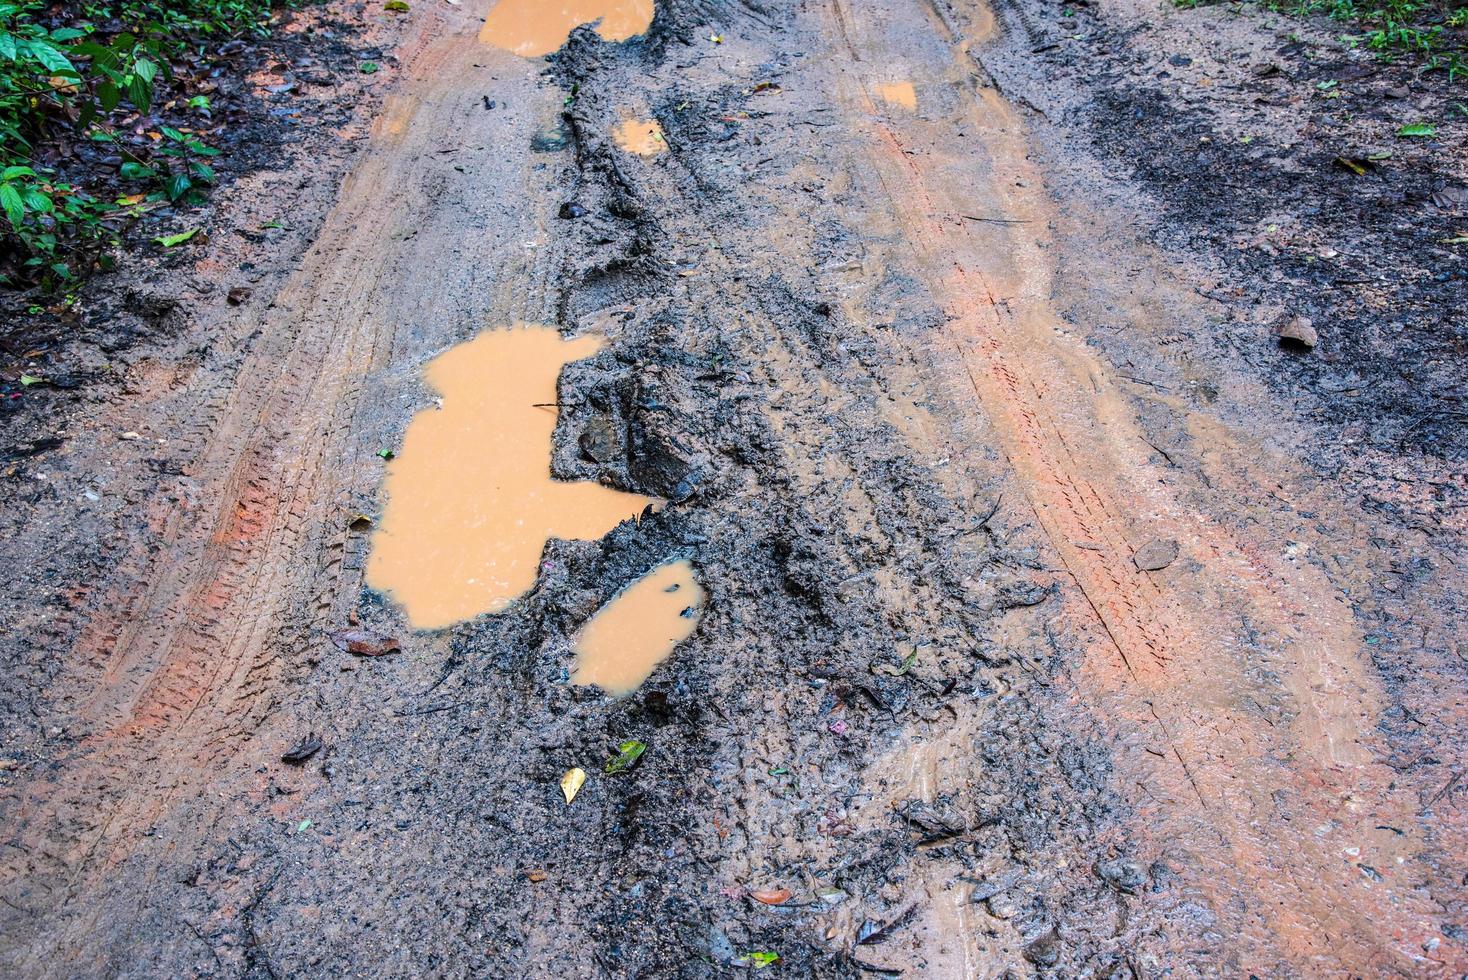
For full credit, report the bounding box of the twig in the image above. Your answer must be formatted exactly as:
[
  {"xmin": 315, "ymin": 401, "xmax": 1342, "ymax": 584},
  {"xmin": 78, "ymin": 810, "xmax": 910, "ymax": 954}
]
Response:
[
  {"xmin": 961, "ymin": 214, "xmax": 1030, "ymax": 224},
  {"xmin": 394, "ymin": 701, "xmax": 471, "ymax": 717}
]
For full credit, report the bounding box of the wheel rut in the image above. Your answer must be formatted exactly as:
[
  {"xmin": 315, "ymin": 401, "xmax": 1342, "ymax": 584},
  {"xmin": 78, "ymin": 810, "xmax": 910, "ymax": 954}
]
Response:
[
  {"xmin": 0, "ymin": 3, "xmax": 569, "ymax": 969},
  {"xmin": 823, "ymin": 0, "xmax": 1462, "ymax": 971}
]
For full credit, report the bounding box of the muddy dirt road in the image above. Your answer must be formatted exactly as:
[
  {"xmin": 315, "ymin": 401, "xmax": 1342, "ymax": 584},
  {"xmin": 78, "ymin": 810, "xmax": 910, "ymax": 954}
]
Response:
[{"xmin": 1, "ymin": 0, "xmax": 1464, "ymax": 975}]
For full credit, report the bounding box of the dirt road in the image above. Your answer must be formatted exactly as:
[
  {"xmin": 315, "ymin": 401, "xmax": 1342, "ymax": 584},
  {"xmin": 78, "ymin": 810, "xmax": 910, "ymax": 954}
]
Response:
[{"xmin": 1, "ymin": 0, "xmax": 1464, "ymax": 975}]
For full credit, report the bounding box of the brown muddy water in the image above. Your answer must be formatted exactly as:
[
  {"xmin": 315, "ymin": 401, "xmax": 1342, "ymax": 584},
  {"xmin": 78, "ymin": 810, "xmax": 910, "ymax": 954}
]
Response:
[
  {"xmin": 570, "ymin": 559, "xmax": 705, "ymax": 695},
  {"xmin": 365, "ymin": 326, "xmax": 653, "ymax": 630},
  {"xmin": 613, "ymin": 117, "xmax": 666, "ymax": 156},
  {"xmin": 878, "ymin": 81, "xmax": 917, "ymax": 110},
  {"xmin": 479, "ymin": 0, "xmax": 654, "ymax": 56}
]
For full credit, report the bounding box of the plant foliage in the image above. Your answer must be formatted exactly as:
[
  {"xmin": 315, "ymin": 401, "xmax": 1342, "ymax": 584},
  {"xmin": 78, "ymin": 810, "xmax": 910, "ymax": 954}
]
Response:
[{"xmin": 0, "ymin": 0, "xmax": 284, "ymax": 287}]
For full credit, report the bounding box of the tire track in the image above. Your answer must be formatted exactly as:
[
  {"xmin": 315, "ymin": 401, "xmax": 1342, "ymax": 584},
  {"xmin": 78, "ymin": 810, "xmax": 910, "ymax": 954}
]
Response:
[
  {"xmin": 821, "ymin": 0, "xmax": 1461, "ymax": 971},
  {"xmin": 0, "ymin": 2, "xmax": 564, "ymax": 968}
]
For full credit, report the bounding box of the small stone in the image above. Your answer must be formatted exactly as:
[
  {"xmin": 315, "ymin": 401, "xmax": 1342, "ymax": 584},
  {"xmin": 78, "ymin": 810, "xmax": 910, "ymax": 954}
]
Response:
[
  {"xmin": 1023, "ymin": 928, "xmax": 1062, "ymax": 966},
  {"xmin": 1133, "ymin": 537, "xmax": 1179, "ymax": 571},
  {"xmin": 985, "ymin": 891, "xmax": 1019, "ymax": 919},
  {"xmin": 1095, "ymin": 857, "xmax": 1148, "ymax": 893},
  {"xmin": 578, "ymin": 416, "xmax": 621, "ymax": 463}
]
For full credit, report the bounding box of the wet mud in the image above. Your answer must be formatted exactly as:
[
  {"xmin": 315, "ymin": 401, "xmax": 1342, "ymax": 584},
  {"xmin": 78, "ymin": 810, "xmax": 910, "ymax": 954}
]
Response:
[{"xmin": 0, "ymin": 0, "xmax": 1463, "ymax": 975}]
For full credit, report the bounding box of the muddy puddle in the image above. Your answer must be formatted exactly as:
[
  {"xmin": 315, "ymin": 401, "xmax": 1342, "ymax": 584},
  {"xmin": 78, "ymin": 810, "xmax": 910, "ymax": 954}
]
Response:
[
  {"xmin": 479, "ymin": 0, "xmax": 654, "ymax": 57},
  {"xmin": 613, "ymin": 117, "xmax": 666, "ymax": 156},
  {"xmin": 571, "ymin": 559, "xmax": 703, "ymax": 695},
  {"xmin": 879, "ymin": 82, "xmax": 917, "ymax": 110},
  {"xmin": 365, "ymin": 325, "xmax": 653, "ymax": 630}
]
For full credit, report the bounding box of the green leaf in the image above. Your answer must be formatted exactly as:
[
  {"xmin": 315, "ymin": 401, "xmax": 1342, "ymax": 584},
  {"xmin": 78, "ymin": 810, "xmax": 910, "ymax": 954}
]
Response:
[
  {"xmin": 50, "ymin": 28, "xmax": 87, "ymax": 42},
  {"xmin": 20, "ymin": 189, "xmax": 52, "ymax": 213},
  {"xmin": 1, "ymin": 166, "xmax": 36, "ymax": 181},
  {"xmin": 1396, "ymin": 122, "xmax": 1437, "ymax": 137},
  {"xmin": 25, "ymin": 39, "xmax": 75, "ymax": 74},
  {"xmin": 874, "ymin": 649, "xmax": 919, "ymax": 676},
  {"xmin": 0, "ymin": 34, "xmax": 16, "ymax": 60},
  {"xmin": 604, "ymin": 739, "xmax": 647, "ymax": 774},
  {"xmin": 127, "ymin": 74, "xmax": 152, "ymax": 113},
  {"xmin": 384, "ymin": 0, "xmax": 410, "ymax": 9},
  {"xmin": 741, "ymin": 951, "xmax": 780, "ymax": 969},
  {"xmin": 189, "ymin": 162, "xmax": 216, "ymax": 183},
  {"xmin": 153, "ymin": 227, "xmax": 200, "ymax": 247},
  {"xmin": 74, "ymin": 41, "xmax": 118, "ymax": 69},
  {"xmin": 19, "ymin": 374, "xmax": 42, "ymax": 386},
  {"xmin": 376, "ymin": 448, "xmax": 395, "ymax": 459},
  {"xmin": 164, "ymin": 173, "xmax": 192, "ymax": 201},
  {"xmin": 0, "ymin": 184, "xmax": 24, "ymax": 229},
  {"xmin": 161, "ymin": 126, "xmax": 185, "ymax": 142},
  {"xmin": 133, "ymin": 58, "xmax": 157, "ymax": 84},
  {"xmin": 119, "ymin": 162, "xmax": 155, "ymax": 180},
  {"xmin": 359, "ymin": 61, "xmax": 380, "ymax": 74}
]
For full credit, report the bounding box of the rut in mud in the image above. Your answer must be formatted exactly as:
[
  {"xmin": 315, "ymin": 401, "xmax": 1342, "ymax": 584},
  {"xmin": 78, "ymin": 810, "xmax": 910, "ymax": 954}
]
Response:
[{"xmin": 0, "ymin": 0, "xmax": 1464, "ymax": 976}]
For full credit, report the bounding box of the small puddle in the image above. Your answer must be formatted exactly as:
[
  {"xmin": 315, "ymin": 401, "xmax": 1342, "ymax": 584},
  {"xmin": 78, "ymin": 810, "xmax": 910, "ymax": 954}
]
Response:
[
  {"xmin": 571, "ymin": 559, "xmax": 704, "ymax": 695},
  {"xmin": 879, "ymin": 82, "xmax": 917, "ymax": 111},
  {"xmin": 479, "ymin": 0, "xmax": 655, "ymax": 57},
  {"xmin": 613, "ymin": 118, "xmax": 666, "ymax": 156},
  {"xmin": 366, "ymin": 325, "xmax": 654, "ymax": 630}
]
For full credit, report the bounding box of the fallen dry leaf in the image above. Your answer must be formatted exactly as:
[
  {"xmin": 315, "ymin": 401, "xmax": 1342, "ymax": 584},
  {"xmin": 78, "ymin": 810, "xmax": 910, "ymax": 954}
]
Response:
[
  {"xmin": 751, "ymin": 887, "xmax": 792, "ymax": 905},
  {"xmin": 281, "ymin": 733, "xmax": 323, "ymax": 764},
  {"xmin": 1276, "ymin": 316, "xmax": 1318, "ymax": 351},
  {"xmin": 329, "ymin": 629, "xmax": 401, "ymax": 656},
  {"xmin": 561, "ymin": 766, "xmax": 587, "ymax": 804}
]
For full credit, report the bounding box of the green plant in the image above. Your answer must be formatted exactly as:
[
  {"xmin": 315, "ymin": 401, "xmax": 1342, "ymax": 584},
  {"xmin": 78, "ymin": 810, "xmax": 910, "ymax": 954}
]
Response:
[
  {"xmin": 1181, "ymin": 0, "xmax": 1466, "ymax": 73},
  {"xmin": 116, "ymin": 126, "xmax": 220, "ymax": 202},
  {"xmin": 0, "ymin": 164, "xmax": 111, "ymax": 282},
  {"xmin": 1, "ymin": 0, "xmax": 288, "ymax": 287}
]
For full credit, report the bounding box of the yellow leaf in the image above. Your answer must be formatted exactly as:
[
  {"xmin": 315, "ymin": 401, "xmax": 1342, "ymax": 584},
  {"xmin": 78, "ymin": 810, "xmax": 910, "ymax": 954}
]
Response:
[{"xmin": 561, "ymin": 766, "xmax": 586, "ymax": 804}]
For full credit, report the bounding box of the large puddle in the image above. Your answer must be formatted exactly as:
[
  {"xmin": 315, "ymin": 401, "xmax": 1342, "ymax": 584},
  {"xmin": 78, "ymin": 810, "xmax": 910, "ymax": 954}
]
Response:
[
  {"xmin": 366, "ymin": 325, "xmax": 653, "ymax": 630},
  {"xmin": 479, "ymin": 0, "xmax": 654, "ymax": 57},
  {"xmin": 571, "ymin": 559, "xmax": 703, "ymax": 695}
]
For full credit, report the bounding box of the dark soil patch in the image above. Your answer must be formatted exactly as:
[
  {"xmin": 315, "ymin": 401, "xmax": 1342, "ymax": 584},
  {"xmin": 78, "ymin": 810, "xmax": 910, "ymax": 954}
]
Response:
[{"xmin": 985, "ymin": 0, "xmax": 1467, "ymax": 467}]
